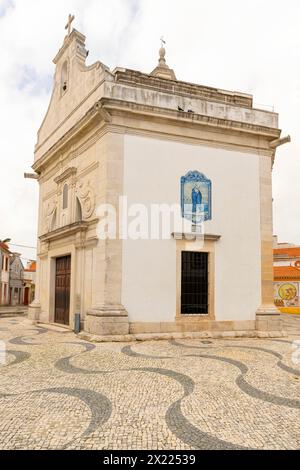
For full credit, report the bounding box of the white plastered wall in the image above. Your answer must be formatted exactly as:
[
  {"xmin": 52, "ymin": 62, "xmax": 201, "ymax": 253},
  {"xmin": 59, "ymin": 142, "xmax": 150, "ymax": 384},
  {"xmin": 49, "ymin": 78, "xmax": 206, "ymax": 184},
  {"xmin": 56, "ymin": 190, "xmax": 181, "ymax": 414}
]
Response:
[{"xmin": 122, "ymin": 135, "xmax": 261, "ymax": 323}]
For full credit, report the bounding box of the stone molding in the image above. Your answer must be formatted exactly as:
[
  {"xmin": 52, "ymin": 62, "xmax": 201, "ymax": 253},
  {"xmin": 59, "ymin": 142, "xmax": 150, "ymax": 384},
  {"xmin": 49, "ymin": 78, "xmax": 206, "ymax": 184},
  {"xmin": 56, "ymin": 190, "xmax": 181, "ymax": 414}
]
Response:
[
  {"xmin": 39, "ymin": 221, "xmax": 88, "ymax": 243},
  {"xmin": 36, "ymin": 78, "xmax": 106, "ymax": 157},
  {"xmin": 78, "ymin": 329, "xmax": 287, "ymax": 343},
  {"xmin": 33, "ymin": 106, "xmax": 103, "ymax": 172},
  {"xmin": 87, "ymin": 305, "xmax": 129, "ymax": 317},
  {"xmin": 103, "ymin": 99, "xmax": 280, "ymax": 138},
  {"xmin": 77, "ymin": 161, "xmax": 99, "ymax": 179},
  {"xmin": 172, "ymin": 232, "xmax": 221, "ymax": 241},
  {"xmin": 114, "ymin": 68, "xmax": 253, "ymax": 108},
  {"xmin": 33, "ymin": 97, "xmax": 280, "ymax": 173},
  {"xmin": 38, "ymin": 218, "xmax": 99, "ymax": 253},
  {"xmin": 39, "ymin": 132, "xmax": 103, "ymax": 184},
  {"xmin": 85, "ymin": 305, "xmax": 129, "ymax": 336},
  {"xmin": 54, "ymin": 166, "xmax": 77, "ymax": 184}
]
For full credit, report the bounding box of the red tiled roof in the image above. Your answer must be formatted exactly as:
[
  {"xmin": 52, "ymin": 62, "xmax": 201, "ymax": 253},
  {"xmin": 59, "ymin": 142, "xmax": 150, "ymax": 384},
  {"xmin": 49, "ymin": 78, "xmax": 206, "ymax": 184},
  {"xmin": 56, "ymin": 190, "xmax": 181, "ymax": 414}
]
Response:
[
  {"xmin": 274, "ymin": 247, "xmax": 300, "ymax": 257},
  {"xmin": 25, "ymin": 261, "xmax": 36, "ymax": 272},
  {"xmin": 31, "ymin": 261, "xmax": 36, "ymax": 270},
  {"xmin": 274, "ymin": 266, "xmax": 300, "ymax": 280}
]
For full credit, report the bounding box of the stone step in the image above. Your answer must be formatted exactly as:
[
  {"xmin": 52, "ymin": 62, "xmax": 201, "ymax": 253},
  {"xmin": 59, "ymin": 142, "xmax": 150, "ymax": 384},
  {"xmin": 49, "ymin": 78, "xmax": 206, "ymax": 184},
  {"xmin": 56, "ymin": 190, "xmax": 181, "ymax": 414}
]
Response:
[{"xmin": 0, "ymin": 307, "xmax": 28, "ymax": 317}]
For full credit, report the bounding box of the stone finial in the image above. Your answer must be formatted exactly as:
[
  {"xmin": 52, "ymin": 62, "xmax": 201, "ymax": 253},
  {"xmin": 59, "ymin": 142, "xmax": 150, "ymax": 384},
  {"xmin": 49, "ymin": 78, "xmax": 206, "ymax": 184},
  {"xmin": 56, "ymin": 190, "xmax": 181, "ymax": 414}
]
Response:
[{"xmin": 150, "ymin": 39, "xmax": 177, "ymax": 80}]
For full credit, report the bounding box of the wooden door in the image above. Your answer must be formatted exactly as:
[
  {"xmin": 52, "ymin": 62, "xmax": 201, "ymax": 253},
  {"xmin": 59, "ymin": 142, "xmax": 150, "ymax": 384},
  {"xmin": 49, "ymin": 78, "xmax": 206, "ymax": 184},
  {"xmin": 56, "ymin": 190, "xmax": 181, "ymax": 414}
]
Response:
[
  {"xmin": 24, "ymin": 287, "xmax": 29, "ymax": 306},
  {"xmin": 54, "ymin": 256, "xmax": 71, "ymax": 325}
]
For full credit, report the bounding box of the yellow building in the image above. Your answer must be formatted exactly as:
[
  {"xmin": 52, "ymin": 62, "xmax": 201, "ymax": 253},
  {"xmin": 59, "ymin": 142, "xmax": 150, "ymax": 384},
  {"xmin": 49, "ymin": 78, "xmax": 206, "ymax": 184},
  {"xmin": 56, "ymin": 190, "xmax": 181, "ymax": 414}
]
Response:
[{"xmin": 274, "ymin": 244, "xmax": 300, "ymax": 314}]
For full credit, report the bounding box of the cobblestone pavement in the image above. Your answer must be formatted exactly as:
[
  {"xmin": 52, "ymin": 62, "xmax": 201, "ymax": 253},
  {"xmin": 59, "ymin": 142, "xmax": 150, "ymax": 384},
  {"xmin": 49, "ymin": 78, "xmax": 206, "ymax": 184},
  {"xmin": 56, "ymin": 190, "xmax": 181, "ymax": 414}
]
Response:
[{"xmin": 0, "ymin": 316, "xmax": 300, "ymax": 450}]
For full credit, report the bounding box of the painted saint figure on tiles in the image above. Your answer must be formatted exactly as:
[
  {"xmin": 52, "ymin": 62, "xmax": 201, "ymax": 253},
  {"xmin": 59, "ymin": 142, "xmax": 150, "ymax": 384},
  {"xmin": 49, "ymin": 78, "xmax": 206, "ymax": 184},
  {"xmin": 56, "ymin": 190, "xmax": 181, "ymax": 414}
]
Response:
[
  {"xmin": 181, "ymin": 171, "xmax": 211, "ymax": 223},
  {"xmin": 192, "ymin": 187, "xmax": 202, "ymax": 214}
]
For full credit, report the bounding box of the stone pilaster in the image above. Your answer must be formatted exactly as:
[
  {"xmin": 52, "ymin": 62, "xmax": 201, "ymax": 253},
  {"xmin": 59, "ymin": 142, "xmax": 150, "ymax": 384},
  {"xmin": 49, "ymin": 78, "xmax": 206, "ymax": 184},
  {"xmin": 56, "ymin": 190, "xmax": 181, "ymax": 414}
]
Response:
[
  {"xmin": 85, "ymin": 132, "xmax": 129, "ymax": 335},
  {"xmin": 28, "ymin": 182, "xmax": 43, "ymax": 324},
  {"xmin": 28, "ymin": 254, "xmax": 41, "ymax": 323},
  {"xmin": 256, "ymin": 154, "xmax": 282, "ymax": 333}
]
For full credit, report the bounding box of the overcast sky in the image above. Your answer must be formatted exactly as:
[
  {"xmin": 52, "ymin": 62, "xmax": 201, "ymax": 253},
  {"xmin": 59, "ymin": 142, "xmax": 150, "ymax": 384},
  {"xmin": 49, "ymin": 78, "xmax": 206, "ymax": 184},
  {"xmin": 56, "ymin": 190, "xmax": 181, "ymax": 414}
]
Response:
[{"xmin": 0, "ymin": 0, "xmax": 299, "ymax": 263}]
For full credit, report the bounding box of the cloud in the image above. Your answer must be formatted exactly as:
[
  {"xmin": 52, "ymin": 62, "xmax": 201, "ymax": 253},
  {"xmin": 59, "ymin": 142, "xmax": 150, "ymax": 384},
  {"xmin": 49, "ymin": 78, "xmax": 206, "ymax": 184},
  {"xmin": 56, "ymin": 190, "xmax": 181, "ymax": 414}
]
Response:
[
  {"xmin": 0, "ymin": 0, "xmax": 14, "ymax": 18},
  {"xmin": 0, "ymin": 0, "xmax": 299, "ymax": 264}
]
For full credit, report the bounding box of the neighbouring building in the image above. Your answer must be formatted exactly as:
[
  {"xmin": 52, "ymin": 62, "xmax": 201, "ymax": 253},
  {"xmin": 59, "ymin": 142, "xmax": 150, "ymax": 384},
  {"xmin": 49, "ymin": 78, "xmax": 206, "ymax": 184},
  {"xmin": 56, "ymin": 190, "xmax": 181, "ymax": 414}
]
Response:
[
  {"xmin": 23, "ymin": 261, "xmax": 36, "ymax": 306},
  {"xmin": 28, "ymin": 22, "xmax": 289, "ymax": 337},
  {"xmin": 9, "ymin": 253, "xmax": 24, "ymax": 307},
  {"xmin": 273, "ymin": 237, "xmax": 300, "ymax": 312},
  {"xmin": 0, "ymin": 242, "xmax": 10, "ymax": 306}
]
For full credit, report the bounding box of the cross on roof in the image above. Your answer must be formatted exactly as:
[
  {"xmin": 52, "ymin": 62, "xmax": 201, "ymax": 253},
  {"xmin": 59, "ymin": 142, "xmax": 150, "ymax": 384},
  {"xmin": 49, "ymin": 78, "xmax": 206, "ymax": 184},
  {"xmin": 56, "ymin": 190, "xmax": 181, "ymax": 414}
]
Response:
[
  {"xmin": 65, "ymin": 14, "xmax": 75, "ymax": 36},
  {"xmin": 160, "ymin": 36, "xmax": 166, "ymax": 48}
]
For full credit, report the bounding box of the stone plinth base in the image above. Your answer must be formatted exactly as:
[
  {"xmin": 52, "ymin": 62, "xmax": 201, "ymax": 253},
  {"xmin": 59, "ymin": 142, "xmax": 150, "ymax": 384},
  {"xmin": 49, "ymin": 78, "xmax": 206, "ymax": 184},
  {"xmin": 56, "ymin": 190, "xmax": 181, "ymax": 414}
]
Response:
[
  {"xmin": 79, "ymin": 329, "xmax": 287, "ymax": 343},
  {"xmin": 27, "ymin": 301, "xmax": 41, "ymax": 323},
  {"xmin": 80, "ymin": 314, "xmax": 287, "ymax": 342},
  {"xmin": 85, "ymin": 305, "xmax": 129, "ymax": 336},
  {"xmin": 130, "ymin": 320, "xmax": 256, "ymax": 335},
  {"xmin": 256, "ymin": 306, "xmax": 284, "ymax": 333}
]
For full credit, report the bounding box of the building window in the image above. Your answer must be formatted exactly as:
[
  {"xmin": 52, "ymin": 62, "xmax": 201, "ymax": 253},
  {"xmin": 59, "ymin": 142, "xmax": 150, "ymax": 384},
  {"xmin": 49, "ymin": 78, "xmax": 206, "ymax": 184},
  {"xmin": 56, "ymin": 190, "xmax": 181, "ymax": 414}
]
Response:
[
  {"xmin": 62, "ymin": 184, "xmax": 68, "ymax": 210},
  {"xmin": 61, "ymin": 61, "xmax": 68, "ymax": 95},
  {"xmin": 181, "ymin": 251, "xmax": 208, "ymax": 314},
  {"xmin": 5, "ymin": 257, "xmax": 8, "ymax": 271}
]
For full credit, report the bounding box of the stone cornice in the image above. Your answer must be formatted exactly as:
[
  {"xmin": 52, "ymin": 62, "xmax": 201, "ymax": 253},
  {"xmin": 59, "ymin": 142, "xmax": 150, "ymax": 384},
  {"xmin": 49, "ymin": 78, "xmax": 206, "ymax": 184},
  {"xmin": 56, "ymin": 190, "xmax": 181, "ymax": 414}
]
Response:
[
  {"xmin": 38, "ymin": 219, "xmax": 99, "ymax": 255},
  {"xmin": 103, "ymin": 99, "xmax": 281, "ymax": 139},
  {"xmin": 39, "ymin": 221, "xmax": 88, "ymax": 243},
  {"xmin": 172, "ymin": 232, "xmax": 221, "ymax": 241},
  {"xmin": 33, "ymin": 97, "xmax": 281, "ymax": 173},
  {"xmin": 35, "ymin": 78, "xmax": 106, "ymax": 155},
  {"xmin": 114, "ymin": 68, "xmax": 253, "ymax": 108},
  {"xmin": 38, "ymin": 128, "xmax": 106, "ymax": 183},
  {"xmin": 78, "ymin": 161, "xmax": 99, "ymax": 179},
  {"xmin": 33, "ymin": 106, "xmax": 102, "ymax": 172},
  {"xmin": 54, "ymin": 167, "xmax": 77, "ymax": 184}
]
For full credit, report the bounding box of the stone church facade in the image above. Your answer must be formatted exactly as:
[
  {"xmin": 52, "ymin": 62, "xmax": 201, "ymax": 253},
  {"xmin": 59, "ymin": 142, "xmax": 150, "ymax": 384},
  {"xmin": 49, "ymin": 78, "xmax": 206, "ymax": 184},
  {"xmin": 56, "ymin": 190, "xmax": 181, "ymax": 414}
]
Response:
[{"xmin": 29, "ymin": 27, "xmax": 287, "ymax": 338}]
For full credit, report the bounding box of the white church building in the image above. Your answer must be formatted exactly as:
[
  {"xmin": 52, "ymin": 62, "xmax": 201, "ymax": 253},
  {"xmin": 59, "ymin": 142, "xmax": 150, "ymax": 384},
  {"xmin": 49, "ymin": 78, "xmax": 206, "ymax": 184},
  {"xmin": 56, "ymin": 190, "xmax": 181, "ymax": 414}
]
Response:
[{"xmin": 28, "ymin": 23, "xmax": 289, "ymax": 338}]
